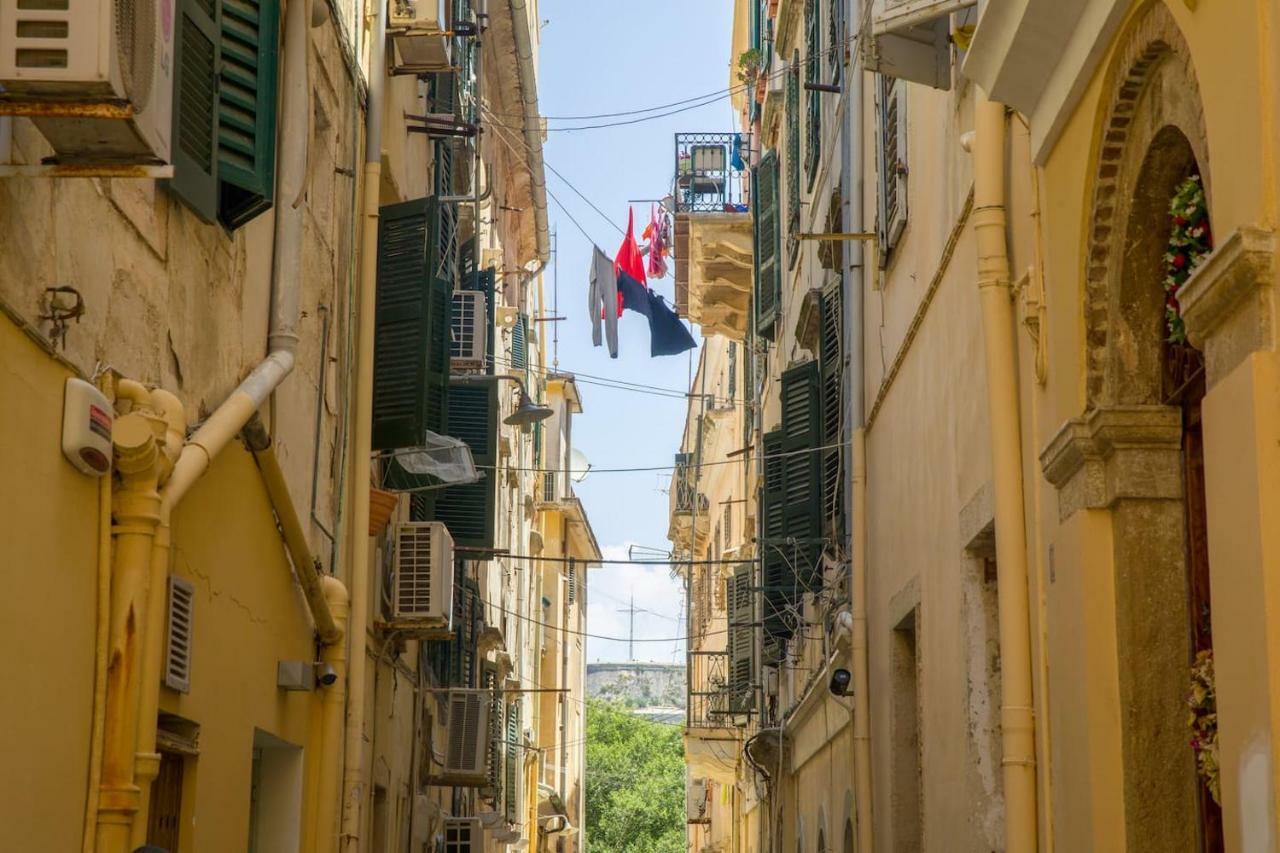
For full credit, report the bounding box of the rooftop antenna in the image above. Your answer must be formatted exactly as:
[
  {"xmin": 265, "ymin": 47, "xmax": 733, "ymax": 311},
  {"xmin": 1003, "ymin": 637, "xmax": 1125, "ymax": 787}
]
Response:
[{"xmin": 617, "ymin": 591, "xmax": 640, "ymax": 662}]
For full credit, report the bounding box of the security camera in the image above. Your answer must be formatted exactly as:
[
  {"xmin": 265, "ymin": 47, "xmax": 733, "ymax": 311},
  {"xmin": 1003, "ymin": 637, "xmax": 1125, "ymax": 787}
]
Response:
[
  {"xmin": 315, "ymin": 663, "xmax": 339, "ymax": 687},
  {"xmin": 829, "ymin": 668, "xmax": 852, "ymax": 697}
]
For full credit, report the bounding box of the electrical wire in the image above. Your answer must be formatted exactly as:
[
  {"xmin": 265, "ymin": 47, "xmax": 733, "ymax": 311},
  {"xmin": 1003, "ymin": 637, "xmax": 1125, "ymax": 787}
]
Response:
[{"xmin": 482, "ymin": 596, "xmax": 724, "ymax": 643}]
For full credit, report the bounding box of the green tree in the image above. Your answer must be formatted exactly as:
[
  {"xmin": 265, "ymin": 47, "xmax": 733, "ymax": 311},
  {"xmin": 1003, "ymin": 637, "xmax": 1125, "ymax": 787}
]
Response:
[{"xmin": 584, "ymin": 699, "xmax": 685, "ymax": 853}]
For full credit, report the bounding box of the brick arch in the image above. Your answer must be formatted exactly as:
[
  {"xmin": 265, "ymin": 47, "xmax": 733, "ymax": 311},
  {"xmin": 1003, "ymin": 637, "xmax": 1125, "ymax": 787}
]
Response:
[{"xmin": 1082, "ymin": 1, "xmax": 1209, "ymax": 405}]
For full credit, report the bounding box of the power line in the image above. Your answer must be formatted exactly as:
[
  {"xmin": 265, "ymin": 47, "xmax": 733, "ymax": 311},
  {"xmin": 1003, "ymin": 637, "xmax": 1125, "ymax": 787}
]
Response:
[
  {"xmin": 483, "ymin": 596, "xmax": 721, "ymax": 643},
  {"xmin": 483, "ymin": 82, "xmax": 747, "ymax": 121}
]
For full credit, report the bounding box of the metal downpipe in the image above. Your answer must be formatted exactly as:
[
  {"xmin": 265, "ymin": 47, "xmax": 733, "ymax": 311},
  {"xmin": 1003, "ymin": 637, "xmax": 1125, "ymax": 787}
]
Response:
[
  {"xmin": 974, "ymin": 91, "xmax": 1038, "ymax": 853},
  {"xmin": 338, "ymin": 0, "xmax": 387, "ymax": 844},
  {"xmin": 507, "ymin": 0, "xmax": 550, "ymax": 263}
]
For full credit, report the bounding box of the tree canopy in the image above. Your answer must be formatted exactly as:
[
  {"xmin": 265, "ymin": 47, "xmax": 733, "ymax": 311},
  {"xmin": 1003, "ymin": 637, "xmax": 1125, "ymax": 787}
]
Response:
[{"xmin": 584, "ymin": 699, "xmax": 685, "ymax": 853}]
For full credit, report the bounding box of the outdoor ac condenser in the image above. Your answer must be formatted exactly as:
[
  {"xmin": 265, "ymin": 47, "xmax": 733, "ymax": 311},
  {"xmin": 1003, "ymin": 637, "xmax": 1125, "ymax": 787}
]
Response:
[
  {"xmin": 389, "ymin": 521, "xmax": 455, "ymax": 628},
  {"xmin": 0, "ymin": 0, "xmax": 173, "ymax": 163},
  {"xmin": 439, "ymin": 691, "xmax": 490, "ymax": 786}
]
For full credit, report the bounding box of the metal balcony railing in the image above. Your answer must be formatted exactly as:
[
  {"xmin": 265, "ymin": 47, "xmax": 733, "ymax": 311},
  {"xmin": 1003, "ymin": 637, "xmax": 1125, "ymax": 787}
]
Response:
[
  {"xmin": 687, "ymin": 650, "xmax": 734, "ymax": 729},
  {"xmin": 673, "ymin": 133, "xmax": 752, "ymax": 213}
]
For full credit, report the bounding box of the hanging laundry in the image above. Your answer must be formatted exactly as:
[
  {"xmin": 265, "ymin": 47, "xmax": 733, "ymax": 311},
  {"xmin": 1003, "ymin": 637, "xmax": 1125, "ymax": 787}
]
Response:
[
  {"xmin": 613, "ymin": 208, "xmax": 647, "ymax": 316},
  {"xmin": 587, "ymin": 245, "xmax": 619, "ymax": 358},
  {"xmin": 731, "ymin": 133, "xmax": 746, "ymax": 171},
  {"xmin": 617, "ymin": 272, "xmax": 695, "ymax": 357},
  {"xmin": 642, "ymin": 203, "xmax": 670, "ymax": 279}
]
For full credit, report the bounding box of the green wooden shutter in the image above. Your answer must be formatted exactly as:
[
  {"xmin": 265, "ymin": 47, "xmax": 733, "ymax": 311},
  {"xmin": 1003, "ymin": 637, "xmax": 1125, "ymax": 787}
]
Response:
[
  {"xmin": 449, "ymin": 578, "xmax": 478, "ymax": 687},
  {"xmin": 819, "ymin": 278, "xmax": 844, "ymax": 542},
  {"xmin": 786, "ymin": 54, "xmax": 801, "ymax": 268},
  {"xmin": 780, "ymin": 360, "xmax": 824, "ymax": 592},
  {"xmin": 372, "ymin": 198, "xmax": 450, "ymax": 452},
  {"xmin": 753, "ymin": 151, "xmax": 780, "ymax": 341},
  {"xmin": 217, "ymin": 0, "xmax": 279, "ymax": 229},
  {"xmin": 804, "ymin": 0, "xmax": 821, "ymax": 187},
  {"xmin": 170, "ymin": 0, "xmax": 220, "ymax": 222},
  {"xmin": 504, "ymin": 700, "xmax": 521, "ymax": 823},
  {"xmin": 760, "ymin": 428, "xmax": 793, "ymax": 641},
  {"xmin": 429, "ymin": 381, "xmax": 499, "ymax": 549},
  {"xmin": 466, "ymin": 267, "xmax": 497, "ymax": 373},
  {"xmin": 728, "ymin": 563, "xmax": 755, "ymax": 713},
  {"xmin": 511, "ymin": 313, "xmax": 528, "ymax": 371}
]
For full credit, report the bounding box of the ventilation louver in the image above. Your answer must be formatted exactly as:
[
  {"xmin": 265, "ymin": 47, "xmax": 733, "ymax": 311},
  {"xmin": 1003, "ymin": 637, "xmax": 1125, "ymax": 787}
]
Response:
[{"xmin": 164, "ymin": 576, "xmax": 195, "ymax": 693}]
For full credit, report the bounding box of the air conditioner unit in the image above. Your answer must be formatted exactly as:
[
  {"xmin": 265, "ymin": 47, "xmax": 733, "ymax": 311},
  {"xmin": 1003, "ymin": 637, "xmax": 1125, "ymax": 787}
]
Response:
[
  {"xmin": 389, "ymin": 0, "xmax": 452, "ymax": 74},
  {"xmin": 686, "ymin": 777, "xmax": 710, "ymax": 824},
  {"xmin": 451, "ymin": 290, "xmax": 487, "ymax": 369},
  {"xmin": 443, "ymin": 816, "xmax": 485, "ymax": 853},
  {"xmin": 438, "ymin": 691, "xmax": 490, "ymax": 786},
  {"xmin": 389, "ymin": 522, "xmax": 455, "ymax": 629},
  {"xmin": 0, "ymin": 0, "xmax": 173, "ymax": 164}
]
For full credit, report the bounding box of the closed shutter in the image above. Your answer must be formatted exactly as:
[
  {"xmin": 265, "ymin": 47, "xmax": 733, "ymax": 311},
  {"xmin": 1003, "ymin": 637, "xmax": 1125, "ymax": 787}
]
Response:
[
  {"xmin": 819, "ymin": 277, "xmax": 844, "ymax": 542},
  {"xmin": 371, "ymin": 198, "xmax": 451, "ymax": 452},
  {"xmin": 428, "ymin": 381, "xmax": 499, "ymax": 548},
  {"xmin": 504, "ymin": 701, "xmax": 521, "ymax": 823},
  {"xmin": 875, "ymin": 74, "xmax": 909, "ymax": 256},
  {"xmin": 511, "ymin": 313, "xmax": 528, "ymax": 371},
  {"xmin": 217, "ymin": 0, "xmax": 279, "ymax": 229},
  {"xmin": 759, "ymin": 428, "xmax": 793, "ymax": 640},
  {"xmin": 170, "ymin": 0, "xmax": 220, "ymax": 222},
  {"xmin": 728, "ymin": 563, "xmax": 754, "ymax": 713},
  {"xmin": 449, "ymin": 578, "xmax": 478, "ymax": 688},
  {"xmin": 804, "ymin": 0, "xmax": 821, "ymax": 186},
  {"xmin": 752, "ymin": 151, "xmax": 780, "ymax": 341},
  {"xmin": 786, "ymin": 54, "xmax": 801, "ymax": 268},
  {"xmin": 780, "ymin": 361, "xmax": 824, "ymax": 592}
]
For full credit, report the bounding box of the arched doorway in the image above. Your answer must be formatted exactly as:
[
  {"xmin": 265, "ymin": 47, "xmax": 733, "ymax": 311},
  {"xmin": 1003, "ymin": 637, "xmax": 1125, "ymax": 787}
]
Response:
[{"xmin": 1072, "ymin": 5, "xmax": 1222, "ymax": 850}]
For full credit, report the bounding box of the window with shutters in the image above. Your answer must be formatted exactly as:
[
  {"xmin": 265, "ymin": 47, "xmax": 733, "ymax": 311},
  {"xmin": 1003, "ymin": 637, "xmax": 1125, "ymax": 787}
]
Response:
[
  {"xmin": 433, "ymin": 141, "xmax": 459, "ymax": 284},
  {"xmin": 727, "ymin": 563, "xmax": 755, "ymax": 713},
  {"xmin": 753, "ymin": 151, "xmax": 781, "ymax": 341},
  {"xmin": 483, "ymin": 664, "xmax": 503, "ymax": 799},
  {"xmin": 819, "ymin": 278, "xmax": 845, "ymax": 542},
  {"xmin": 504, "ymin": 700, "xmax": 522, "ymax": 824},
  {"xmin": 511, "ymin": 313, "xmax": 529, "ymax": 371},
  {"xmin": 875, "ymin": 74, "xmax": 909, "ymax": 258},
  {"xmin": 759, "ymin": 428, "xmax": 792, "ymax": 640},
  {"xmin": 371, "ymin": 198, "xmax": 452, "ymax": 453},
  {"xmin": 449, "ymin": 577, "xmax": 480, "ymax": 688},
  {"xmin": 786, "ymin": 54, "xmax": 801, "ymax": 268},
  {"xmin": 146, "ymin": 751, "xmax": 185, "ymax": 850},
  {"xmin": 727, "ymin": 341, "xmax": 738, "ymax": 404},
  {"xmin": 804, "ymin": 0, "xmax": 821, "ymax": 187},
  {"xmin": 171, "ymin": 0, "xmax": 280, "ymax": 229},
  {"xmin": 419, "ymin": 380, "xmax": 499, "ymax": 549},
  {"xmin": 829, "ymin": 0, "xmax": 845, "ymax": 87}
]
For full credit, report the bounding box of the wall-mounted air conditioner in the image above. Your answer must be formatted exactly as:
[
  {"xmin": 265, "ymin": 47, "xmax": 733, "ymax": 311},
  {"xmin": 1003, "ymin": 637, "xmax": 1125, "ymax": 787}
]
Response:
[
  {"xmin": 389, "ymin": 0, "xmax": 453, "ymax": 74},
  {"xmin": 389, "ymin": 522, "xmax": 455, "ymax": 629},
  {"xmin": 686, "ymin": 776, "xmax": 710, "ymax": 824},
  {"xmin": 451, "ymin": 290, "xmax": 487, "ymax": 369},
  {"xmin": 443, "ymin": 816, "xmax": 485, "ymax": 852},
  {"xmin": 438, "ymin": 691, "xmax": 490, "ymax": 786},
  {"xmin": 0, "ymin": 0, "xmax": 173, "ymax": 164}
]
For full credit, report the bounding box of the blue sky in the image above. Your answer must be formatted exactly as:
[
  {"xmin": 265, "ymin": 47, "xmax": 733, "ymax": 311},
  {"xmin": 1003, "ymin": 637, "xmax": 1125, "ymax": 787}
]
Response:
[{"xmin": 534, "ymin": 1, "xmax": 736, "ymax": 663}]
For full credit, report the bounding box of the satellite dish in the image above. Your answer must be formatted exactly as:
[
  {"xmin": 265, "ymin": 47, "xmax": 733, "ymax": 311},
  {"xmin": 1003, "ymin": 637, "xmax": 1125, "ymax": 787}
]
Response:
[{"xmin": 569, "ymin": 448, "xmax": 591, "ymax": 483}]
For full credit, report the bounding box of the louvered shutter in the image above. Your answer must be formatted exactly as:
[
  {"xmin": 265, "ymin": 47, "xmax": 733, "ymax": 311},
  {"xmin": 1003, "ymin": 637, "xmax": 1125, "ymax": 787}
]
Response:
[
  {"xmin": 511, "ymin": 313, "xmax": 528, "ymax": 371},
  {"xmin": 428, "ymin": 381, "xmax": 499, "ymax": 548},
  {"xmin": 170, "ymin": 0, "xmax": 220, "ymax": 222},
  {"xmin": 753, "ymin": 151, "xmax": 780, "ymax": 341},
  {"xmin": 819, "ymin": 278, "xmax": 845, "ymax": 542},
  {"xmin": 875, "ymin": 75, "xmax": 909, "ymax": 256},
  {"xmin": 786, "ymin": 55, "xmax": 801, "ymax": 268},
  {"xmin": 804, "ymin": 0, "xmax": 821, "ymax": 186},
  {"xmin": 372, "ymin": 198, "xmax": 451, "ymax": 452},
  {"xmin": 449, "ymin": 578, "xmax": 478, "ymax": 687},
  {"xmin": 217, "ymin": 0, "xmax": 279, "ymax": 229},
  {"xmin": 504, "ymin": 701, "xmax": 521, "ymax": 823},
  {"xmin": 164, "ymin": 576, "xmax": 196, "ymax": 692},
  {"xmin": 433, "ymin": 143, "xmax": 458, "ymax": 284},
  {"xmin": 780, "ymin": 361, "xmax": 824, "ymax": 592},
  {"xmin": 728, "ymin": 563, "xmax": 754, "ymax": 712},
  {"xmin": 483, "ymin": 664, "xmax": 503, "ymax": 798},
  {"xmin": 760, "ymin": 428, "xmax": 794, "ymax": 640}
]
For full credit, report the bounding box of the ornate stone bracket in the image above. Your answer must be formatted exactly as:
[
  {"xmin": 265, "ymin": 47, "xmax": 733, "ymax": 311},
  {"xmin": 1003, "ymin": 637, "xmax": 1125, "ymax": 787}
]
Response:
[
  {"xmin": 1179, "ymin": 225, "xmax": 1277, "ymax": 386},
  {"xmin": 1039, "ymin": 406, "xmax": 1184, "ymax": 520}
]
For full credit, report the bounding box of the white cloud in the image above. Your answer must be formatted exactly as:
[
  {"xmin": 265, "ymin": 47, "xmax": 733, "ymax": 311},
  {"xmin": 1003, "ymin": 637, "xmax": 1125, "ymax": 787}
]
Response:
[{"xmin": 586, "ymin": 542, "xmax": 686, "ymax": 664}]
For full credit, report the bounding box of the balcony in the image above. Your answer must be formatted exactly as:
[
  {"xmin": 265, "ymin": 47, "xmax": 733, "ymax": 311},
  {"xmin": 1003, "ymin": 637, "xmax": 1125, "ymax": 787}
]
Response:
[
  {"xmin": 668, "ymin": 453, "xmax": 710, "ymax": 551},
  {"xmin": 672, "ymin": 133, "xmax": 754, "ymax": 341},
  {"xmin": 684, "ymin": 651, "xmax": 742, "ymax": 784}
]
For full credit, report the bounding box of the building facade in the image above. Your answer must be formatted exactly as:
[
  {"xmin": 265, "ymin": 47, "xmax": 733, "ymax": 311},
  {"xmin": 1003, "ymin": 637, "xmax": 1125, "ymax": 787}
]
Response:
[
  {"xmin": 0, "ymin": 0, "xmax": 598, "ymax": 851},
  {"xmin": 674, "ymin": 1, "xmax": 1280, "ymax": 851}
]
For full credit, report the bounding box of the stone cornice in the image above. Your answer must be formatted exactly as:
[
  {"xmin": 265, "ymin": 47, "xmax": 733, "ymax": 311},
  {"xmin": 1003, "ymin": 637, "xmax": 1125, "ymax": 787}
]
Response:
[
  {"xmin": 1040, "ymin": 406, "xmax": 1183, "ymax": 520},
  {"xmin": 1179, "ymin": 225, "xmax": 1277, "ymax": 385}
]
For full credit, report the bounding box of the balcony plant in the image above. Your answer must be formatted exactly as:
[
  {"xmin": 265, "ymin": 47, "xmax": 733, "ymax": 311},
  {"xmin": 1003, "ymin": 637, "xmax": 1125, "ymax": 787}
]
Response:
[
  {"xmin": 1187, "ymin": 648, "xmax": 1220, "ymax": 804},
  {"xmin": 737, "ymin": 48, "xmax": 764, "ymax": 90}
]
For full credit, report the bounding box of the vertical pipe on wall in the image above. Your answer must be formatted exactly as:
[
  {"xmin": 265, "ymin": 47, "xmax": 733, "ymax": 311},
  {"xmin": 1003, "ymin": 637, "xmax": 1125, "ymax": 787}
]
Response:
[
  {"xmin": 973, "ymin": 91, "xmax": 1038, "ymax": 853},
  {"xmin": 339, "ymin": 0, "xmax": 387, "ymax": 844},
  {"xmin": 314, "ymin": 577, "xmax": 351, "ymax": 853}
]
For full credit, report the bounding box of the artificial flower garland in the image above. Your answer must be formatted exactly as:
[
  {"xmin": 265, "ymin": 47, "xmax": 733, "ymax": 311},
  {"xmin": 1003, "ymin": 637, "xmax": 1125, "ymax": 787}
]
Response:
[
  {"xmin": 1163, "ymin": 174, "xmax": 1213, "ymax": 343},
  {"xmin": 1188, "ymin": 648, "xmax": 1221, "ymax": 804}
]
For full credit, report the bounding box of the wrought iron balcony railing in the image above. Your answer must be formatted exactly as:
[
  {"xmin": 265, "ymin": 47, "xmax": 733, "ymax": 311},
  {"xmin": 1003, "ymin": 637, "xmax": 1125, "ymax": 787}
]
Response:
[
  {"xmin": 687, "ymin": 650, "xmax": 734, "ymax": 729},
  {"xmin": 673, "ymin": 133, "xmax": 752, "ymax": 213}
]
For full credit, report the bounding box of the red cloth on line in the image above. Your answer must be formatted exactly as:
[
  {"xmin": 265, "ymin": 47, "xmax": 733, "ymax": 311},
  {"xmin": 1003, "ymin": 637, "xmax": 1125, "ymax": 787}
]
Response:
[{"xmin": 612, "ymin": 208, "xmax": 647, "ymax": 316}]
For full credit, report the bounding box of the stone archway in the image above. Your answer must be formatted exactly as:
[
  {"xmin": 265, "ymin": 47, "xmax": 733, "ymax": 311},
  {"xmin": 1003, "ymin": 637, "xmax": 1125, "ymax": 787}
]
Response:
[{"xmin": 1042, "ymin": 3, "xmax": 1219, "ymax": 851}]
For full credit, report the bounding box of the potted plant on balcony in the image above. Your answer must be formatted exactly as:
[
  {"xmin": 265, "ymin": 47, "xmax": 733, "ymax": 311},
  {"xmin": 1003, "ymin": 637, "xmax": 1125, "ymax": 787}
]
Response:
[{"xmin": 737, "ymin": 48, "xmax": 765, "ymax": 100}]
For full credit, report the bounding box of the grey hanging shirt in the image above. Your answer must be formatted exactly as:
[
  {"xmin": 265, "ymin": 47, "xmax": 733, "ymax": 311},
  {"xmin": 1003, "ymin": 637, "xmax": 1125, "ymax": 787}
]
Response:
[{"xmin": 588, "ymin": 245, "xmax": 620, "ymax": 358}]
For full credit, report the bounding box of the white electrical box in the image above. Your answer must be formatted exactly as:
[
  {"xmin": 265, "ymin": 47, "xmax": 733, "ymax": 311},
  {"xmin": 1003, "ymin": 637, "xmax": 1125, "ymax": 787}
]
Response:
[{"xmin": 62, "ymin": 378, "xmax": 112, "ymax": 476}]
